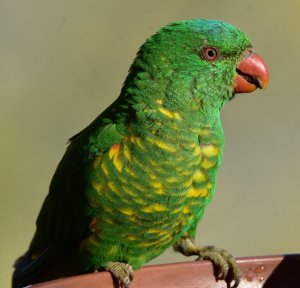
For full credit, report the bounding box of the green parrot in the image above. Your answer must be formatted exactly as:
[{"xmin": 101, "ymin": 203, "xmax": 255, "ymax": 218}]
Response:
[{"xmin": 13, "ymin": 19, "xmax": 268, "ymax": 288}]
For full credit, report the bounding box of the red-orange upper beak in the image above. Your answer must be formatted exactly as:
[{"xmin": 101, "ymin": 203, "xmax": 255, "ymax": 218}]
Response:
[{"xmin": 234, "ymin": 50, "xmax": 268, "ymax": 93}]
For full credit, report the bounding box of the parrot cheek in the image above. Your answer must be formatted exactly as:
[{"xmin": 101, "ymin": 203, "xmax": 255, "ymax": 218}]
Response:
[{"xmin": 233, "ymin": 51, "xmax": 268, "ymax": 94}]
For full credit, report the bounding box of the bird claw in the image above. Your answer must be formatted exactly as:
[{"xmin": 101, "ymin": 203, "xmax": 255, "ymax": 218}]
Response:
[
  {"xmin": 196, "ymin": 245, "xmax": 242, "ymax": 288},
  {"xmin": 105, "ymin": 262, "xmax": 134, "ymax": 288},
  {"xmin": 174, "ymin": 238, "xmax": 242, "ymax": 287}
]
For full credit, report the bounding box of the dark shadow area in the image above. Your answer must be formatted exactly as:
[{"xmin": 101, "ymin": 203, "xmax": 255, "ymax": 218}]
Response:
[{"xmin": 263, "ymin": 255, "xmax": 300, "ymax": 288}]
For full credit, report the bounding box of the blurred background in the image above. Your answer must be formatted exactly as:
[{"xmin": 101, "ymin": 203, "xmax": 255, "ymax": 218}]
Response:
[{"xmin": 1, "ymin": 0, "xmax": 299, "ymax": 286}]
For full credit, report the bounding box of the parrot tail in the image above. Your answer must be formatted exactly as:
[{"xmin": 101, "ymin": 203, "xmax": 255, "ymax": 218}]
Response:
[{"xmin": 12, "ymin": 247, "xmax": 56, "ymax": 288}]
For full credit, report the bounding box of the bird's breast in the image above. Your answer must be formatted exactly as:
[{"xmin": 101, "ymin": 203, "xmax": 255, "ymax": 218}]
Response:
[{"xmin": 86, "ymin": 126, "xmax": 222, "ymax": 251}]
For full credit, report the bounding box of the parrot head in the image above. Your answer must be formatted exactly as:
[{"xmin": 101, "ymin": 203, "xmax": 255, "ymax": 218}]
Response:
[{"xmin": 124, "ymin": 19, "xmax": 268, "ymax": 110}]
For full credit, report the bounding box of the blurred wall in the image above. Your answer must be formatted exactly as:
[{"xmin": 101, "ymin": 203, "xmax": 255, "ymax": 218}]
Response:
[{"xmin": 1, "ymin": 1, "xmax": 299, "ymax": 287}]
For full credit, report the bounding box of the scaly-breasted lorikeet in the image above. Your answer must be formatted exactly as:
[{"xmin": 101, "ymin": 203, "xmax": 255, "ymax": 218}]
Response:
[{"xmin": 13, "ymin": 19, "xmax": 268, "ymax": 288}]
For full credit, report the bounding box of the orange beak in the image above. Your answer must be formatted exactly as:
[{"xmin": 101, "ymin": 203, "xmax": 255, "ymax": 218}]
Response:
[{"xmin": 234, "ymin": 50, "xmax": 268, "ymax": 93}]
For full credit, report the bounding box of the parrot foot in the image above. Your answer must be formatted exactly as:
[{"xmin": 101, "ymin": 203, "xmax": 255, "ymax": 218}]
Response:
[
  {"xmin": 105, "ymin": 262, "xmax": 134, "ymax": 288},
  {"xmin": 174, "ymin": 237, "xmax": 242, "ymax": 288}
]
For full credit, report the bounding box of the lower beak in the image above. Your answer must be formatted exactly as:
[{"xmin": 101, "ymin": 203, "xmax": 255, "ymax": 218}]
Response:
[{"xmin": 234, "ymin": 50, "xmax": 268, "ymax": 93}]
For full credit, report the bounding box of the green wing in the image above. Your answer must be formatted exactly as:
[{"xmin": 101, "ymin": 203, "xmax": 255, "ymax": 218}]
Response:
[{"xmin": 13, "ymin": 115, "xmax": 126, "ymax": 287}]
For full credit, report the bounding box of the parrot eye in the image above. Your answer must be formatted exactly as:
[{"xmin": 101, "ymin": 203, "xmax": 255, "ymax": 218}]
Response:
[{"xmin": 201, "ymin": 47, "xmax": 219, "ymax": 61}]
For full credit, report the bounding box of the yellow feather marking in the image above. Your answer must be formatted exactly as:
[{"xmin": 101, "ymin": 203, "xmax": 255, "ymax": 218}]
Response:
[
  {"xmin": 130, "ymin": 135, "xmax": 136, "ymax": 143},
  {"xmin": 108, "ymin": 144, "xmax": 123, "ymax": 172},
  {"xmin": 147, "ymin": 228, "xmax": 162, "ymax": 234},
  {"xmin": 160, "ymin": 231, "xmax": 171, "ymax": 238},
  {"xmin": 147, "ymin": 137, "xmax": 176, "ymax": 152},
  {"xmin": 186, "ymin": 187, "xmax": 208, "ymax": 198},
  {"xmin": 156, "ymin": 99, "xmax": 163, "ymax": 105},
  {"xmin": 103, "ymin": 205, "xmax": 113, "ymax": 213},
  {"xmin": 92, "ymin": 181, "xmax": 104, "ymax": 196},
  {"xmin": 173, "ymin": 112, "xmax": 182, "ymax": 120},
  {"xmin": 188, "ymin": 142, "xmax": 197, "ymax": 148},
  {"xmin": 106, "ymin": 246, "xmax": 118, "ymax": 256},
  {"xmin": 118, "ymin": 207, "xmax": 135, "ymax": 216},
  {"xmin": 87, "ymin": 234, "xmax": 98, "ymax": 246},
  {"xmin": 194, "ymin": 146, "xmax": 202, "ymax": 156},
  {"xmin": 139, "ymin": 241, "xmax": 158, "ymax": 247},
  {"xmin": 139, "ymin": 234, "xmax": 171, "ymax": 247},
  {"xmin": 123, "ymin": 144, "xmax": 131, "ymax": 161},
  {"xmin": 159, "ymin": 107, "xmax": 174, "ymax": 118},
  {"xmin": 134, "ymin": 197, "xmax": 147, "ymax": 204},
  {"xmin": 199, "ymin": 129, "xmax": 211, "ymax": 136},
  {"xmin": 136, "ymin": 137, "xmax": 146, "ymax": 151},
  {"xmin": 182, "ymin": 177, "xmax": 193, "ymax": 188},
  {"xmin": 123, "ymin": 185, "xmax": 137, "ymax": 197},
  {"xmin": 128, "ymin": 215, "xmax": 137, "ymax": 222},
  {"xmin": 108, "ymin": 181, "xmax": 120, "ymax": 194},
  {"xmin": 147, "ymin": 229, "xmax": 170, "ymax": 237},
  {"xmin": 201, "ymin": 158, "xmax": 216, "ymax": 169},
  {"xmin": 125, "ymin": 166, "xmax": 136, "ymax": 178},
  {"xmin": 180, "ymin": 170, "xmax": 193, "ymax": 176},
  {"xmin": 104, "ymin": 217, "xmax": 114, "ymax": 225},
  {"xmin": 113, "ymin": 155, "xmax": 123, "ymax": 172},
  {"xmin": 202, "ymin": 145, "xmax": 219, "ymax": 157},
  {"xmin": 188, "ymin": 158, "xmax": 201, "ymax": 167},
  {"xmin": 149, "ymin": 174, "xmax": 157, "ymax": 180},
  {"xmin": 152, "ymin": 181, "xmax": 162, "ymax": 188},
  {"xmin": 193, "ymin": 170, "xmax": 206, "ymax": 182},
  {"xmin": 119, "ymin": 175, "xmax": 128, "ymax": 184},
  {"xmin": 149, "ymin": 159, "xmax": 158, "ymax": 167},
  {"xmin": 166, "ymin": 177, "xmax": 177, "ymax": 183},
  {"xmin": 155, "ymin": 188, "xmax": 166, "ymax": 195},
  {"xmin": 93, "ymin": 156, "xmax": 102, "ymax": 169},
  {"xmin": 132, "ymin": 181, "xmax": 147, "ymax": 192},
  {"xmin": 183, "ymin": 206, "xmax": 190, "ymax": 214},
  {"xmin": 109, "ymin": 144, "xmax": 120, "ymax": 159},
  {"xmin": 142, "ymin": 203, "xmax": 167, "ymax": 213},
  {"xmin": 200, "ymin": 188, "xmax": 209, "ymax": 197},
  {"xmin": 172, "ymin": 206, "xmax": 183, "ymax": 214},
  {"xmin": 101, "ymin": 162, "xmax": 109, "ymax": 176},
  {"xmin": 186, "ymin": 187, "xmax": 199, "ymax": 197},
  {"xmin": 127, "ymin": 234, "xmax": 137, "ymax": 241}
]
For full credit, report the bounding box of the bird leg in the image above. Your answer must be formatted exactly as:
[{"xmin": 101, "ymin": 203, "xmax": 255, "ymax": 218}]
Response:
[
  {"xmin": 173, "ymin": 236, "xmax": 242, "ymax": 288},
  {"xmin": 105, "ymin": 262, "xmax": 134, "ymax": 288}
]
